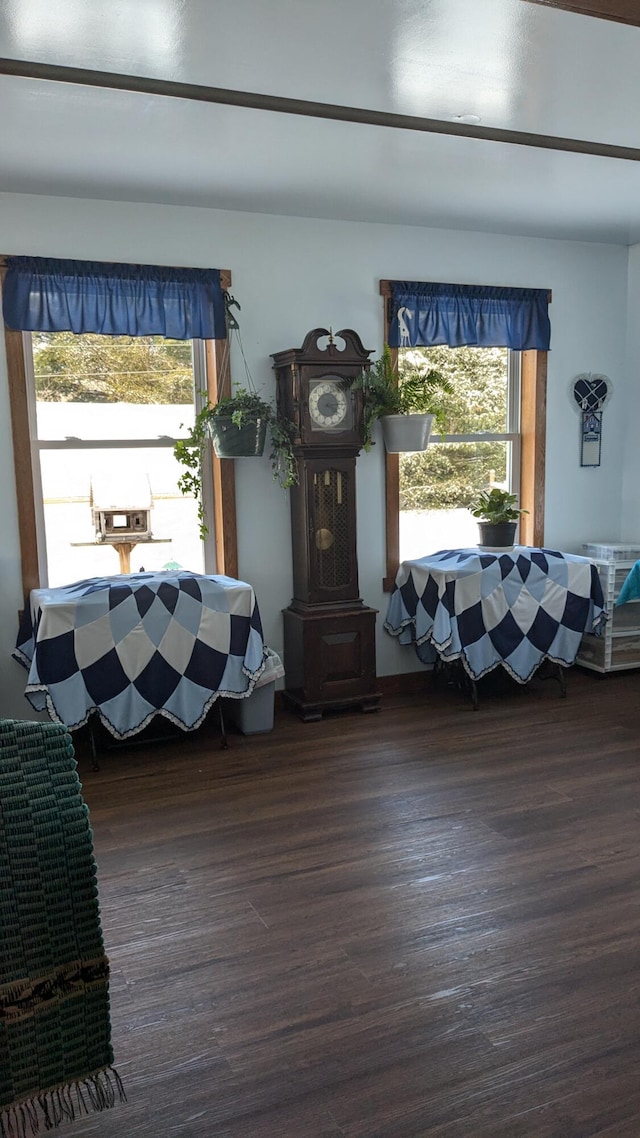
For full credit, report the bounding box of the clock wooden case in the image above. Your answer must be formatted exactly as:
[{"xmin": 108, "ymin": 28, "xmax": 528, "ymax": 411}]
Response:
[
  {"xmin": 272, "ymin": 328, "xmax": 381, "ymax": 721},
  {"xmin": 274, "ymin": 326, "xmax": 368, "ymax": 448}
]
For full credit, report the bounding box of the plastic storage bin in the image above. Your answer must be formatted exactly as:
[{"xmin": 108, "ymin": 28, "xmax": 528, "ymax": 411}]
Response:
[
  {"xmin": 576, "ymin": 558, "xmax": 640, "ymax": 673},
  {"xmin": 223, "ymin": 648, "xmax": 285, "ymax": 734},
  {"xmin": 582, "ymin": 542, "xmax": 640, "ymax": 561}
]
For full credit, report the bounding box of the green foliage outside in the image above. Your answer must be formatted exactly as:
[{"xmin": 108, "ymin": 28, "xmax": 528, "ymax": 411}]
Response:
[
  {"xmin": 31, "ymin": 335, "xmax": 510, "ymax": 515},
  {"xmin": 352, "ymin": 344, "xmax": 453, "ymax": 448},
  {"xmin": 32, "ymin": 333, "xmax": 297, "ymax": 541},
  {"xmin": 399, "ymin": 346, "xmax": 509, "ymax": 511},
  {"xmin": 32, "ymin": 332, "xmax": 193, "ymax": 404}
]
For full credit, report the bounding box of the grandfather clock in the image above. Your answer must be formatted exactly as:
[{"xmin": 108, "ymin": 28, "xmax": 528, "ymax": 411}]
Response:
[{"xmin": 272, "ymin": 328, "xmax": 381, "ymax": 721}]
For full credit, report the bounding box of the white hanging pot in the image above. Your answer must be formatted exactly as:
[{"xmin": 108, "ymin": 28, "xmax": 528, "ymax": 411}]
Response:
[{"xmin": 380, "ymin": 413, "xmax": 434, "ymax": 453}]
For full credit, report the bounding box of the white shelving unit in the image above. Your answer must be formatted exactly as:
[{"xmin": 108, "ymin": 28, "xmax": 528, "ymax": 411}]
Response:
[{"xmin": 577, "ymin": 549, "xmax": 640, "ymax": 673}]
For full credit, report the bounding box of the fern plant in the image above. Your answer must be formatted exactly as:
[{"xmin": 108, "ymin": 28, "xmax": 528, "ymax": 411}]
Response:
[{"xmin": 352, "ymin": 345, "xmax": 453, "ymax": 449}]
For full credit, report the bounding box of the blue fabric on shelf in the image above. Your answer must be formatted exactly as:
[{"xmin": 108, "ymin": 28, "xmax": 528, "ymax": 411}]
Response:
[{"xmin": 615, "ymin": 560, "xmax": 640, "ymax": 605}]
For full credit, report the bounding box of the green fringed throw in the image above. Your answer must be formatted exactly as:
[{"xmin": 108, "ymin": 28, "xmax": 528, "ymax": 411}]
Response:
[{"xmin": 0, "ymin": 718, "xmax": 125, "ymax": 1136}]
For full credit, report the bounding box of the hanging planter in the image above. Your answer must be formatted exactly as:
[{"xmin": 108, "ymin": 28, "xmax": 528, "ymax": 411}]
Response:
[
  {"xmin": 380, "ymin": 413, "xmax": 434, "ymax": 454},
  {"xmin": 173, "ymin": 301, "xmax": 298, "ymax": 539},
  {"xmin": 350, "ymin": 345, "xmax": 453, "ymax": 452},
  {"xmin": 174, "ymin": 388, "xmax": 297, "ymax": 539},
  {"xmin": 208, "ymin": 412, "xmax": 268, "ymax": 458}
]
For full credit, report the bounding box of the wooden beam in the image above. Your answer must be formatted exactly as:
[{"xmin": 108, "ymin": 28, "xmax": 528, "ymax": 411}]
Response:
[
  {"xmin": 520, "ymin": 350, "xmax": 547, "ymax": 547},
  {"xmin": 521, "ymin": 0, "xmax": 640, "ymax": 26},
  {"xmin": 205, "ymin": 338, "xmax": 238, "ymax": 580},
  {"xmin": 3, "ymin": 328, "xmax": 41, "ymax": 597},
  {"xmin": 1, "ymin": 56, "xmax": 640, "ymax": 163},
  {"xmin": 384, "ymin": 451, "xmax": 400, "ymax": 592},
  {"xmin": 382, "ymin": 295, "xmax": 400, "ymax": 591}
]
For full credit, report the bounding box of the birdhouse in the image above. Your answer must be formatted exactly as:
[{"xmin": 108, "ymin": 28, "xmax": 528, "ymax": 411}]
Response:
[{"xmin": 90, "ymin": 473, "xmax": 153, "ymax": 543}]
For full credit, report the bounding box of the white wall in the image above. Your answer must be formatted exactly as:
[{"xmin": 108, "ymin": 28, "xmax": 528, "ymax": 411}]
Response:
[{"xmin": 0, "ymin": 192, "xmax": 630, "ymax": 717}]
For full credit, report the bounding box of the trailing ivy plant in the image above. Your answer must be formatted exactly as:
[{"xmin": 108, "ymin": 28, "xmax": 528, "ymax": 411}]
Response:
[
  {"xmin": 174, "ymin": 390, "xmax": 298, "ymax": 540},
  {"xmin": 268, "ymin": 414, "xmax": 298, "ymax": 492},
  {"xmin": 174, "ymin": 403, "xmax": 211, "ymax": 539},
  {"xmin": 206, "ymin": 386, "xmax": 272, "ymax": 428}
]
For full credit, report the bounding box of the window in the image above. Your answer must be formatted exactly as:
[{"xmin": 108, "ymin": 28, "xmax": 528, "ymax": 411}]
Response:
[
  {"xmin": 381, "ymin": 279, "xmax": 548, "ymax": 589},
  {"xmin": 29, "ymin": 331, "xmax": 211, "ymax": 585},
  {"xmin": 2, "ymin": 256, "xmax": 238, "ymax": 599},
  {"xmin": 398, "ymin": 344, "xmax": 521, "ymax": 560}
]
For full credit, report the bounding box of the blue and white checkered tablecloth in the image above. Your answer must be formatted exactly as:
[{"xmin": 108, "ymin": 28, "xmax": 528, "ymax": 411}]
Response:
[
  {"xmin": 13, "ymin": 570, "xmax": 266, "ymax": 739},
  {"xmin": 384, "ymin": 547, "xmax": 606, "ymax": 683}
]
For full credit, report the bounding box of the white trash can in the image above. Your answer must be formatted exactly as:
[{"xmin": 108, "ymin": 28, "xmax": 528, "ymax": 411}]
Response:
[{"xmin": 223, "ymin": 648, "xmax": 284, "ymax": 734}]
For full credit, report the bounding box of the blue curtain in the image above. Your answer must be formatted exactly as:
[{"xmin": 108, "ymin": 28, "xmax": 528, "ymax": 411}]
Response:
[
  {"xmin": 388, "ymin": 281, "xmax": 550, "ymax": 351},
  {"xmin": 2, "ymin": 256, "xmax": 227, "ymax": 340}
]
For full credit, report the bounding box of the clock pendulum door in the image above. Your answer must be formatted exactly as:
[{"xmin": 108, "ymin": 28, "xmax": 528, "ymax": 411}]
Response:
[
  {"xmin": 272, "ymin": 329, "xmax": 381, "ymax": 721},
  {"xmin": 313, "ymin": 468, "xmax": 348, "ymax": 587}
]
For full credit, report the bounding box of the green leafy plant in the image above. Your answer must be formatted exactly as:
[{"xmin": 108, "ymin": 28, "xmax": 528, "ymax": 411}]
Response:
[
  {"xmin": 470, "ymin": 487, "xmax": 528, "ymax": 523},
  {"xmin": 206, "ymin": 386, "xmax": 271, "ymax": 428},
  {"xmin": 351, "ymin": 344, "xmax": 454, "ymax": 449},
  {"xmin": 173, "ymin": 408, "xmax": 211, "ymax": 538},
  {"xmin": 174, "ymin": 388, "xmax": 297, "ymax": 539},
  {"xmin": 268, "ymin": 414, "xmax": 298, "ymax": 492}
]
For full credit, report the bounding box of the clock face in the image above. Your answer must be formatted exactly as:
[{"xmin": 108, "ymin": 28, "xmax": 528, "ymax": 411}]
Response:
[{"xmin": 308, "ymin": 378, "xmax": 349, "ymax": 430}]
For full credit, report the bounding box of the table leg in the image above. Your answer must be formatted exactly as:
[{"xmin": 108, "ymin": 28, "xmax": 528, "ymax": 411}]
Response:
[
  {"xmin": 88, "ymin": 717, "xmax": 100, "ymax": 771},
  {"xmin": 217, "ymin": 701, "xmax": 228, "ymax": 749},
  {"xmin": 432, "ymin": 656, "xmax": 479, "ymax": 708},
  {"xmin": 535, "ymin": 660, "xmax": 567, "ymax": 697}
]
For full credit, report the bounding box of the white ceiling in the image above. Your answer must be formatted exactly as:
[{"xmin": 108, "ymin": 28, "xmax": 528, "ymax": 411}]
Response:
[{"xmin": 2, "ymin": 0, "xmax": 640, "ymax": 244}]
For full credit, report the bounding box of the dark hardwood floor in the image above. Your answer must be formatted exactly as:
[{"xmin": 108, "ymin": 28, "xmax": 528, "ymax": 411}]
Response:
[{"xmin": 55, "ymin": 666, "xmax": 640, "ymax": 1137}]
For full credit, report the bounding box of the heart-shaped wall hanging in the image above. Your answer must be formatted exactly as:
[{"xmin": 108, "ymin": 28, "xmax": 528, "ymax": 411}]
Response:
[
  {"xmin": 572, "ymin": 373, "xmax": 610, "ymax": 413},
  {"xmin": 571, "ymin": 373, "xmax": 611, "ymax": 468}
]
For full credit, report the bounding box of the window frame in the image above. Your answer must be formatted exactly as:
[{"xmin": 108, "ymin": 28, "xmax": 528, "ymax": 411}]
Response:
[
  {"xmin": 380, "ymin": 279, "xmax": 547, "ymax": 590},
  {"xmin": 1, "ymin": 258, "xmax": 238, "ymax": 600}
]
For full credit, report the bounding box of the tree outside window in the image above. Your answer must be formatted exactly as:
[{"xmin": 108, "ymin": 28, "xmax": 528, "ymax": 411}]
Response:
[
  {"xmin": 398, "ymin": 345, "xmax": 520, "ymax": 558},
  {"xmin": 32, "ymin": 332, "xmax": 205, "ymax": 585}
]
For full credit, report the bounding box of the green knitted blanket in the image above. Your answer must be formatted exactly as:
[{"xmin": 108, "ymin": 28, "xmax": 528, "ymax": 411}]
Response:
[{"xmin": 0, "ymin": 719, "xmax": 124, "ymax": 1136}]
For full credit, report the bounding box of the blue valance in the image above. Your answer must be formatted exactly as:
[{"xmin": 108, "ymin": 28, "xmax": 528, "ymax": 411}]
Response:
[
  {"xmin": 2, "ymin": 256, "xmax": 227, "ymax": 340},
  {"xmin": 388, "ymin": 281, "xmax": 551, "ymax": 351}
]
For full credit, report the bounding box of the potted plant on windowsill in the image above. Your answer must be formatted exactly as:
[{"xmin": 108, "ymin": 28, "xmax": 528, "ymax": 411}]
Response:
[
  {"xmin": 470, "ymin": 487, "xmax": 528, "ymax": 549},
  {"xmin": 174, "ymin": 387, "xmax": 297, "ymax": 539},
  {"xmin": 353, "ymin": 345, "xmax": 453, "ymax": 453}
]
